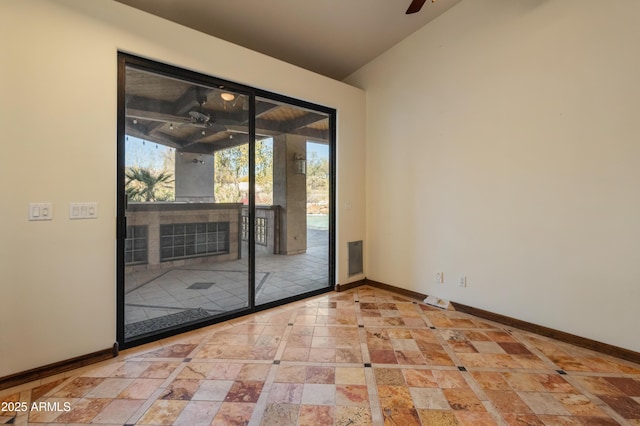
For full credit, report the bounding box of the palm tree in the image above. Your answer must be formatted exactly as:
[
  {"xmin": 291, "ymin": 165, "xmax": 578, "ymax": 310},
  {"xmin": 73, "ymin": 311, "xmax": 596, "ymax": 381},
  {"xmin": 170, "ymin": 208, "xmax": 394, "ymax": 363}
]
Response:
[{"xmin": 125, "ymin": 167, "xmax": 174, "ymax": 202}]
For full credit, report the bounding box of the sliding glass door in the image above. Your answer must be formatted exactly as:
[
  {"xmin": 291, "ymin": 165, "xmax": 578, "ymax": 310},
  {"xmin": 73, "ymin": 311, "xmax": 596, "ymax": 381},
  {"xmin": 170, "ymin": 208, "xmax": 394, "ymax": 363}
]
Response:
[
  {"xmin": 253, "ymin": 97, "xmax": 333, "ymax": 306},
  {"xmin": 117, "ymin": 53, "xmax": 335, "ymax": 348}
]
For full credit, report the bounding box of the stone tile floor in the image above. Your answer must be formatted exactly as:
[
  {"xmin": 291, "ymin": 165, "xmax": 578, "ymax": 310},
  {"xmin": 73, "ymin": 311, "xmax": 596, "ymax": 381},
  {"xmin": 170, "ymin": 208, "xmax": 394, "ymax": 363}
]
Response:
[
  {"xmin": 2, "ymin": 286, "xmax": 640, "ymax": 425},
  {"xmin": 124, "ymin": 229, "xmax": 329, "ymax": 335}
]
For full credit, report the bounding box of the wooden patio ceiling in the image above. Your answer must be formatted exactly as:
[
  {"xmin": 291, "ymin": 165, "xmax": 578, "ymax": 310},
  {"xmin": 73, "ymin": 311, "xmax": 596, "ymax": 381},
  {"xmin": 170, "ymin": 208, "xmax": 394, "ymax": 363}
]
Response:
[{"xmin": 125, "ymin": 67, "xmax": 329, "ymax": 155}]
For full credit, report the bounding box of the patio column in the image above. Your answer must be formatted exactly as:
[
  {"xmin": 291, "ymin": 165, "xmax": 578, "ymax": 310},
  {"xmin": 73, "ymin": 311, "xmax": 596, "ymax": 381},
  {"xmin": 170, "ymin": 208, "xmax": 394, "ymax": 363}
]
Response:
[{"xmin": 273, "ymin": 134, "xmax": 307, "ymax": 255}]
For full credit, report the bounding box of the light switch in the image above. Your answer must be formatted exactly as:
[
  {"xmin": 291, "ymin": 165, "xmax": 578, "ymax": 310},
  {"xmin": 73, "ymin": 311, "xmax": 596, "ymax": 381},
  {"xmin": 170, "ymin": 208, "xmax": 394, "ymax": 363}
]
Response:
[
  {"xmin": 69, "ymin": 202, "xmax": 98, "ymax": 219},
  {"xmin": 87, "ymin": 202, "xmax": 98, "ymax": 218},
  {"xmin": 29, "ymin": 203, "xmax": 53, "ymax": 221}
]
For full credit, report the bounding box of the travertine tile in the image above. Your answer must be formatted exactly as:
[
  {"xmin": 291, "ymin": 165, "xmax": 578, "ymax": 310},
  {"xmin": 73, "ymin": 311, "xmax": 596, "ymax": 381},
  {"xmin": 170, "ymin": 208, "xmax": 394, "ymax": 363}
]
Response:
[
  {"xmin": 305, "ymin": 366, "xmax": 335, "ymax": 384},
  {"xmin": 266, "ymin": 383, "xmax": 303, "ymax": 404},
  {"xmin": 210, "ymin": 401, "xmax": 255, "ymax": 425},
  {"xmin": 518, "ymin": 391, "xmax": 571, "ymax": 415},
  {"xmin": 2, "ymin": 286, "xmax": 638, "ymax": 426},
  {"xmin": 136, "ymin": 399, "xmax": 188, "ymax": 425},
  {"xmin": 335, "ymin": 384, "xmax": 369, "ymax": 406},
  {"xmin": 300, "ymin": 383, "xmax": 336, "ymax": 406},
  {"xmin": 335, "ymin": 405, "xmax": 372, "ymax": 426},
  {"xmin": 85, "ymin": 377, "xmax": 134, "ymax": 398},
  {"xmin": 90, "ymin": 398, "xmax": 144, "ymax": 424},
  {"xmin": 298, "ymin": 404, "xmax": 335, "ymax": 425},
  {"xmin": 117, "ymin": 378, "xmax": 165, "ymax": 399},
  {"xmin": 335, "ymin": 367, "xmax": 366, "ymax": 385},
  {"xmin": 260, "ymin": 402, "xmax": 298, "ymax": 426},
  {"xmin": 191, "ymin": 380, "xmax": 234, "ymax": 401},
  {"xmin": 173, "ymin": 400, "xmax": 221, "ymax": 426},
  {"xmin": 410, "ymin": 387, "xmax": 450, "ymax": 410}
]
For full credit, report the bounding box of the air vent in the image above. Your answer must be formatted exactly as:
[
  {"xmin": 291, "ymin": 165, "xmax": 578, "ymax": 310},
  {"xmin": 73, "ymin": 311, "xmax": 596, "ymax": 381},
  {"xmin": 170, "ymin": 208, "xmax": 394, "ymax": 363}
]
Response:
[{"xmin": 348, "ymin": 240, "xmax": 363, "ymax": 276}]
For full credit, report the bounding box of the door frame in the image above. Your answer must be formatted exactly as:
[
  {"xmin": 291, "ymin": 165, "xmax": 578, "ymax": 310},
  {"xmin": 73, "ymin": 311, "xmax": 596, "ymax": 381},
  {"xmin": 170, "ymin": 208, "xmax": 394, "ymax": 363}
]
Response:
[{"xmin": 116, "ymin": 52, "xmax": 336, "ymax": 349}]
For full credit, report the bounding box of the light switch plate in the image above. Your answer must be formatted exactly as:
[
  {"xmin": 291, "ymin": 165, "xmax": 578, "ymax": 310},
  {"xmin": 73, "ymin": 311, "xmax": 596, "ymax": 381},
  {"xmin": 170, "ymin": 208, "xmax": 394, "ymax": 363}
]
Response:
[
  {"xmin": 69, "ymin": 202, "xmax": 98, "ymax": 219},
  {"xmin": 29, "ymin": 203, "xmax": 53, "ymax": 221}
]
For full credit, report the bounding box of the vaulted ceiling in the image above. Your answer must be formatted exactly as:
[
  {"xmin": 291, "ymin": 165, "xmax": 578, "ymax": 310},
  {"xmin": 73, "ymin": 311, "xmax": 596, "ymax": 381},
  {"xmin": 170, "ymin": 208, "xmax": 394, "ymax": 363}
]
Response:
[{"xmin": 114, "ymin": 0, "xmax": 462, "ymax": 80}]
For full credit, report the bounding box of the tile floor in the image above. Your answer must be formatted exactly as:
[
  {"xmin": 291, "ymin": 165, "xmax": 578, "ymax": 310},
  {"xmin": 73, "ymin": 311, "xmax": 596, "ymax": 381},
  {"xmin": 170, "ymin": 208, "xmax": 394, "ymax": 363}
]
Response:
[
  {"xmin": 2, "ymin": 286, "xmax": 640, "ymax": 425},
  {"xmin": 124, "ymin": 229, "xmax": 329, "ymax": 338}
]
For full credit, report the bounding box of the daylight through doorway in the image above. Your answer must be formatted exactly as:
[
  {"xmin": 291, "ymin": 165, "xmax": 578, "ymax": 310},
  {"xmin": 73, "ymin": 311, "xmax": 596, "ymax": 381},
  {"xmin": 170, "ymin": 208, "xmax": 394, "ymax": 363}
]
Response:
[{"xmin": 117, "ymin": 54, "xmax": 335, "ymax": 347}]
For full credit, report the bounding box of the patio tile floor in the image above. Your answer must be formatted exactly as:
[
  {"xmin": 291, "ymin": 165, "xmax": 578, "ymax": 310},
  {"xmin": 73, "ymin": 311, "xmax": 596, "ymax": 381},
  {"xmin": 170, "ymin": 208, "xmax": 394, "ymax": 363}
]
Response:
[{"xmin": 124, "ymin": 229, "xmax": 329, "ymax": 337}]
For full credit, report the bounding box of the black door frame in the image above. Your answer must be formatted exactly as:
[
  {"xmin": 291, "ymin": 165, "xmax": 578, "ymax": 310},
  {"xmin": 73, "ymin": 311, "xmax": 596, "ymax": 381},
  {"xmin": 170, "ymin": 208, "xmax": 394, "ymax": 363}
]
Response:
[{"xmin": 116, "ymin": 53, "xmax": 336, "ymax": 349}]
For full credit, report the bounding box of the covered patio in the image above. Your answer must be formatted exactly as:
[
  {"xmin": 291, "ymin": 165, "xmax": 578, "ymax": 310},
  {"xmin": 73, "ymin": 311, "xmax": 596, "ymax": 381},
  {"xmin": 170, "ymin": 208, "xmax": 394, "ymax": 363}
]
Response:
[
  {"xmin": 124, "ymin": 227, "xmax": 328, "ymax": 339},
  {"xmin": 121, "ymin": 59, "xmax": 333, "ymax": 341}
]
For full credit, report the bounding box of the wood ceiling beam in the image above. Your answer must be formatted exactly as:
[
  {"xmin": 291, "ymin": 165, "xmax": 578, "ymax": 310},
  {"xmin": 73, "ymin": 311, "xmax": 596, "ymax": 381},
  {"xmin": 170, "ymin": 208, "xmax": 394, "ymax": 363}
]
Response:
[
  {"xmin": 125, "ymin": 94, "xmax": 328, "ymax": 153},
  {"xmin": 126, "ymin": 95, "xmax": 246, "ymax": 124},
  {"xmin": 256, "ymin": 100, "xmax": 278, "ymax": 117},
  {"xmin": 142, "ymin": 87, "xmax": 214, "ymax": 136},
  {"xmin": 279, "ymin": 112, "xmax": 327, "ymax": 134},
  {"xmin": 176, "ymin": 135, "xmax": 250, "ymax": 155},
  {"xmin": 288, "ymin": 127, "xmax": 328, "ymax": 142},
  {"xmin": 173, "ymin": 87, "xmax": 213, "ymax": 115},
  {"xmin": 126, "ymin": 126, "xmax": 183, "ymax": 149}
]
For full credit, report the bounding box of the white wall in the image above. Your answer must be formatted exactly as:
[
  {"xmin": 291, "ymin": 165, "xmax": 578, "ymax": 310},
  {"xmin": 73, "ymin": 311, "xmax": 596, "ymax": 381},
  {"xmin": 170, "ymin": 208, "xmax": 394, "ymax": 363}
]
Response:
[
  {"xmin": 346, "ymin": 0, "xmax": 640, "ymax": 353},
  {"xmin": 0, "ymin": 0, "xmax": 365, "ymax": 377}
]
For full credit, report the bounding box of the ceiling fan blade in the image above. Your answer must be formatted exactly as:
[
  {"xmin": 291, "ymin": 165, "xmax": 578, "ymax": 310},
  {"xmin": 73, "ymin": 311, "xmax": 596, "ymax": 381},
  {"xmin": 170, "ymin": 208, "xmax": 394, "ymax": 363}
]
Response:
[
  {"xmin": 406, "ymin": 0, "xmax": 427, "ymax": 14},
  {"xmin": 126, "ymin": 109, "xmax": 191, "ymax": 125}
]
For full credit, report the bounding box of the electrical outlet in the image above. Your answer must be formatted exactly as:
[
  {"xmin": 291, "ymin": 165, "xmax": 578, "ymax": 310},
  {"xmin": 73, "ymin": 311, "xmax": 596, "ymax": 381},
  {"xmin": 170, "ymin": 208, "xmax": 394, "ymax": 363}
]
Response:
[
  {"xmin": 458, "ymin": 276, "xmax": 467, "ymax": 287},
  {"xmin": 435, "ymin": 272, "xmax": 444, "ymax": 284}
]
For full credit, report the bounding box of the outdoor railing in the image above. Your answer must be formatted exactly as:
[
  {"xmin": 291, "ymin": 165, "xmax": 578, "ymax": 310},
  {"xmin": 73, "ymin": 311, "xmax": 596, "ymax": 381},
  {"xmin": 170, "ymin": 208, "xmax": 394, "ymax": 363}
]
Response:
[{"xmin": 241, "ymin": 205, "xmax": 281, "ymax": 254}]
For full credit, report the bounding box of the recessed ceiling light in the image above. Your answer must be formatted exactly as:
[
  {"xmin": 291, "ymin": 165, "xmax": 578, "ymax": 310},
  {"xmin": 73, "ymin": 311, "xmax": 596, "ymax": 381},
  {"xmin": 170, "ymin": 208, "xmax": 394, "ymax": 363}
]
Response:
[{"xmin": 221, "ymin": 92, "xmax": 235, "ymax": 101}]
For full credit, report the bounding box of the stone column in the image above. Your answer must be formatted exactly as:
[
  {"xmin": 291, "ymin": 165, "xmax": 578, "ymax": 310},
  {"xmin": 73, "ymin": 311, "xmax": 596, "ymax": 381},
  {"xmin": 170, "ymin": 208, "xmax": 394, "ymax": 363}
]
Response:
[{"xmin": 273, "ymin": 134, "xmax": 307, "ymax": 255}]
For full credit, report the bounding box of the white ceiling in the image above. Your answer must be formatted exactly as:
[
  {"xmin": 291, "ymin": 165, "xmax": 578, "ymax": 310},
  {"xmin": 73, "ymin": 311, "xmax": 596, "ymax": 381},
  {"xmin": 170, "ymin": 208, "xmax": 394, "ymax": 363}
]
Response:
[{"xmin": 114, "ymin": 0, "xmax": 462, "ymax": 80}]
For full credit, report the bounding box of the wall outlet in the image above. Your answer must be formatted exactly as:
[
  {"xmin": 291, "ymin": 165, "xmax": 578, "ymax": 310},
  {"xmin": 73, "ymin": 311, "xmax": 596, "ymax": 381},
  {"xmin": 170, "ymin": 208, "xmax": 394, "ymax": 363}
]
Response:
[
  {"xmin": 458, "ymin": 276, "xmax": 467, "ymax": 287},
  {"xmin": 435, "ymin": 272, "xmax": 444, "ymax": 284}
]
